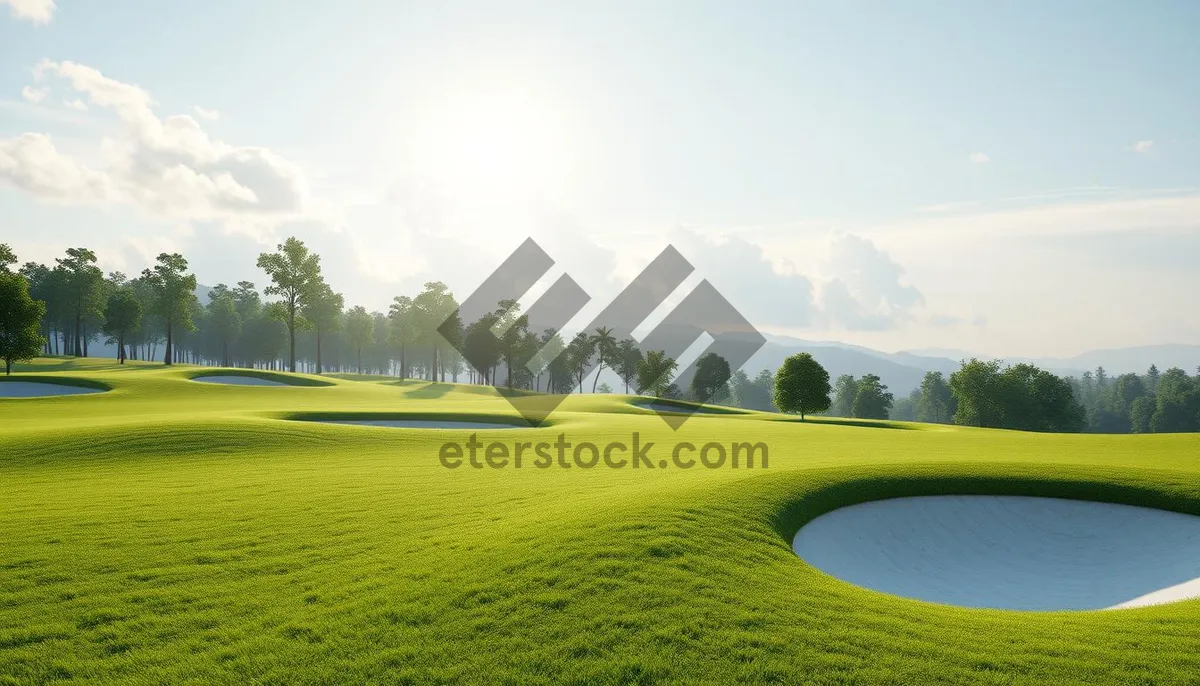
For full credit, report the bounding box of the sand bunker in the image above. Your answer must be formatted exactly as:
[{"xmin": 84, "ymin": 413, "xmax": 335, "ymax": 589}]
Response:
[
  {"xmin": 192, "ymin": 375, "xmax": 291, "ymax": 387},
  {"xmin": 792, "ymin": 495, "xmax": 1200, "ymax": 611},
  {"xmin": 0, "ymin": 381, "xmax": 106, "ymax": 398},
  {"xmin": 315, "ymin": 419, "xmax": 524, "ymax": 430}
]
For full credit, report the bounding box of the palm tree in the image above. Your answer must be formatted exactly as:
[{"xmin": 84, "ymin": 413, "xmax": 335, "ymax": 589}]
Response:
[
  {"xmin": 590, "ymin": 326, "xmax": 617, "ymax": 393},
  {"xmin": 636, "ymin": 349, "xmax": 678, "ymax": 398}
]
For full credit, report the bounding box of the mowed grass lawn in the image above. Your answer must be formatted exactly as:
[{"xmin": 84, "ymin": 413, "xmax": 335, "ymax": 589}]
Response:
[{"xmin": 3, "ymin": 358, "xmax": 1200, "ymax": 685}]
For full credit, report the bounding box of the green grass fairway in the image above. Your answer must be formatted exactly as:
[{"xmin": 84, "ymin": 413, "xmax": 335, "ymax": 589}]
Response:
[{"xmin": 4, "ymin": 358, "xmax": 1200, "ymax": 685}]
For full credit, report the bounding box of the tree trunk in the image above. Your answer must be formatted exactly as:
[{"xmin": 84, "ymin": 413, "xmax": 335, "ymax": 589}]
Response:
[
  {"xmin": 357, "ymin": 347, "xmax": 362, "ymax": 374},
  {"xmin": 74, "ymin": 309, "xmax": 82, "ymax": 356},
  {"xmin": 118, "ymin": 333, "xmax": 126, "ymax": 364},
  {"xmin": 316, "ymin": 330, "xmax": 323, "ymax": 375},
  {"xmin": 288, "ymin": 301, "xmax": 297, "ymax": 373},
  {"xmin": 164, "ymin": 320, "xmax": 174, "ymax": 365}
]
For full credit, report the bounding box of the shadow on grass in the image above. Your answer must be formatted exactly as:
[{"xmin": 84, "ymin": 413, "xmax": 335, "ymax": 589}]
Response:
[
  {"xmin": 281, "ymin": 410, "xmax": 545, "ymax": 428},
  {"xmin": 780, "ymin": 417, "xmax": 916, "ymax": 430}
]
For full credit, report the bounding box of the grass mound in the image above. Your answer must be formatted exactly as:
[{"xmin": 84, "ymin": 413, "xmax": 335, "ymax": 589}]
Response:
[{"xmin": 3, "ymin": 357, "xmax": 1200, "ymax": 684}]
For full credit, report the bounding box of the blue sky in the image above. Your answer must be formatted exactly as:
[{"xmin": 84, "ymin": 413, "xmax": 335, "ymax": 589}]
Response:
[{"xmin": 2, "ymin": 0, "xmax": 1198, "ymax": 357}]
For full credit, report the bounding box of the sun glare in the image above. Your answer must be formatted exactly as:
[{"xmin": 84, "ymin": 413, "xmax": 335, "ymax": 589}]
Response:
[{"xmin": 413, "ymin": 88, "xmax": 569, "ymax": 209}]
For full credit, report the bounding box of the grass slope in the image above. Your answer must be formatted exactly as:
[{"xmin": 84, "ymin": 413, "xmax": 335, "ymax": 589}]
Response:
[{"xmin": 3, "ymin": 358, "xmax": 1200, "ymax": 685}]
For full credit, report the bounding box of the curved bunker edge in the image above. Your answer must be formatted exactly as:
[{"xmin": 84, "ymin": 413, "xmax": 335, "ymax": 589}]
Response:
[
  {"xmin": 0, "ymin": 375, "xmax": 111, "ymax": 398},
  {"xmin": 188, "ymin": 369, "xmax": 336, "ymax": 387},
  {"xmin": 773, "ymin": 474, "xmax": 1200, "ymax": 612}
]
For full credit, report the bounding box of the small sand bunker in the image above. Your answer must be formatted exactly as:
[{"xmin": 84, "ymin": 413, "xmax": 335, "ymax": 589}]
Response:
[
  {"xmin": 315, "ymin": 419, "xmax": 525, "ymax": 430},
  {"xmin": 192, "ymin": 375, "xmax": 291, "ymax": 387},
  {"xmin": 792, "ymin": 495, "xmax": 1200, "ymax": 611},
  {"xmin": 0, "ymin": 381, "xmax": 106, "ymax": 398}
]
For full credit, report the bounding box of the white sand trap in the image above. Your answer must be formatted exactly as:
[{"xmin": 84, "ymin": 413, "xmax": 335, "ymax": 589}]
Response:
[
  {"xmin": 316, "ymin": 419, "xmax": 524, "ymax": 430},
  {"xmin": 792, "ymin": 495, "xmax": 1200, "ymax": 611},
  {"xmin": 192, "ymin": 375, "xmax": 290, "ymax": 387},
  {"xmin": 0, "ymin": 381, "xmax": 105, "ymax": 397}
]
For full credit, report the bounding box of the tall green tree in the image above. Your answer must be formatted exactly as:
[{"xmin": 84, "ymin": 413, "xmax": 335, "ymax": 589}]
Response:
[
  {"xmin": 949, "ymin": 359, "xmax": 1006, "ymax": 427},
  {"xmin": 345, "ymin": 306, "xmax": 375, "ymax": 374},
  {"xmin": 142, "ymin": 253, "xmax": 197, "ymax": 365},
  {"xmin": 829, "ymin": 374, "xmax": 859, "ymax": 418},
  {"xmin": 590, "ymin": 326, "xmax": 617, "ymax": 393},
  {"xmin": 566, "ymin": 332, "xmax": 595, "ymax": 392},
  {"xmin": 691, "ymin": 352, "xmax": 731, "ymax": 404},
  {"xmin": 302, "ymin": 281, "xmax": 344, "ymax": 374},
  {"xmin": 257, "ymin": 237, "xmax": 322, "ymax": 373},
  {"xmin": 1129, "ymin": 395, "xmax": 1155, "ymax": 434},
  {"xmin": 916, "ymin": 371, "xmax": 954, "ymax": 423},
  {"xmin": 102, "ymin": 288, "xmax": 141, "ymax": 364},
  {"xmin": 0, "ymin": 271, "xmax": 46, "ymax": 374},
  {"xmin": 852, "ymin": 373, "xmax": 894, "ymax": 419},
  {"xmin": 773, "ymin": 352, "xmax": 831, "ymax": 420},
  {"xmin": 412, "ymin": 281, "xmax": 458, "ymax": 381},
  {"xmin": 493, "ymin": 299, "xmax": 530, "ymax": 389},
  {"xmin": 206, "ymin": 288, "xmax": 241, "ymax": 367},
  {"xmin": 1150, "ymin": 368, "xmax": 1200, "ymax": 433},
  {"xmin": 614, "ymin": 338, "xmax": 642, "ymax": 394},
  {"xmin": 387, "ymin": 295, "xmax": 415, "ymax": 378},
  {"xmin": 636, "ymin": 349, "xmax": 678, "ymax": 398},
  {"xmin": 55, "ymin": 247, "xmax": 104, "ymax": 356},
  {"xmin": 0, "ymin": 243, "xmax": 15, "ymax": 272}
]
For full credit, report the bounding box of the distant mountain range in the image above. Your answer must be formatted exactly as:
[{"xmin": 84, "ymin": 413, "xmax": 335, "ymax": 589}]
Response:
[{"xmin": 745, "ymin": 336, "xmax": 1200, "ymax": 395}]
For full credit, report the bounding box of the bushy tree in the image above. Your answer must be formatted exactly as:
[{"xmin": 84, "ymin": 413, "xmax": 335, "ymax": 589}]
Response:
[
  {"xmin": 0, "ymin": 243, "xmax": 15, "ymax": 272},
  {"xmin": 0, "ymin": 271, "xmax": 46, "ymax": 374},
  {"xmin": 829, "ymin": 374, "xmax": 858, "ymax": 418},
  {"xmin": 636, "ymin": 349, "xmax": 678, "ymax": 397},
  {"xmin": 951, "ymin": 359, "xmax": 1084, "ymax": 432},
  {"xmin": 773, "ymin": 352, "xmax": 830, "ymax": 420},
  {"xmin": 852, "ymin": 373, "xmax": 894, "ymax": 419},
  {"xmin": 1150, "ymin": 368, "xmax": 1200, "ymax": 433},
  {"xmin": 691, "ymin": 352, "xmax": 731, "ymax": 404},
  {"xmin": 916, "ymin": 371, "xmax": 954, "ymax": 423}
]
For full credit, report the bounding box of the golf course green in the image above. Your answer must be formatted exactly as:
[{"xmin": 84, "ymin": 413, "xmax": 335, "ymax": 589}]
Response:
[{"xmin": 4, "ymin": 357, "xmax": 1200, "ymax": 685}]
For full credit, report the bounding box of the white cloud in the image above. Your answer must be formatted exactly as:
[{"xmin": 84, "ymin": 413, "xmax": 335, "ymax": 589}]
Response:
[
  {"xmin": 1132, "ymin": 139, "xmax": 1154, "ymax": 153},
  {"xmin": 0, "ymin": 133, "xmax": 115, "ymax": 201},
  {"xmin": 817, "ymin": 233, "xmax": 924, "ymax": 331},
  {"xmin": 1, "ymin": 0, "xmax": 54, "ymax": 24},
  {"xmin": 0, "ymin": 60, "xmax": 311, "ymax": 232},
  {"xmin": 666, "ymin": 226, "xmax": 817, "ymax": 328},
  {"xmin": 969, "ymin": 152, "xmax": 991, "ymax": 164},
  {"xmin": 20, "ymin": 85, "xmax": 47, "ymax": 103},
  {"xmin": 63, "ymin": 98, "xmax": 88, "ymax": 111},
  {"xmin": 194, "ymin": 106, "xmax": 220, "ymax": 121}
]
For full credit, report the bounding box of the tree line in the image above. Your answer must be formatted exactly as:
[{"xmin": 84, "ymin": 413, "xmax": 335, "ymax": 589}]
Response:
[{"xmin": 3, "ymin": 239, "xmax": 1197, "ymax": 433}]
